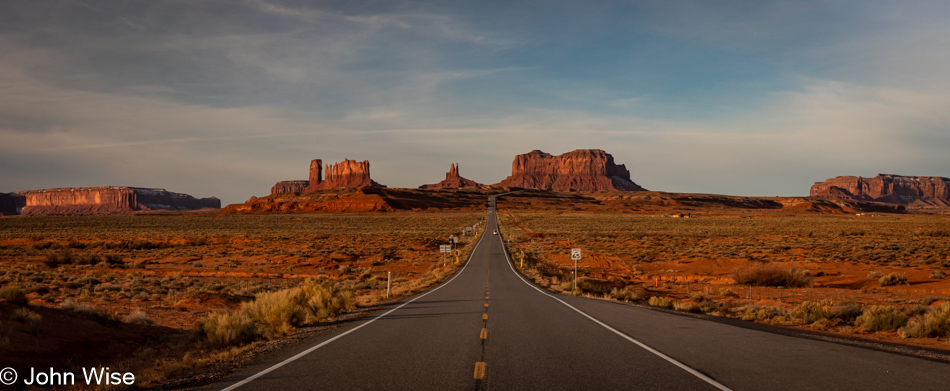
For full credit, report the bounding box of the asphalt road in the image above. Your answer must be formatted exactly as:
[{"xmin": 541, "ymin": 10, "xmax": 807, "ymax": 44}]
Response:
[{"xmin": 201, "ymin": 200, "xmax": 950, "ymax": 390}]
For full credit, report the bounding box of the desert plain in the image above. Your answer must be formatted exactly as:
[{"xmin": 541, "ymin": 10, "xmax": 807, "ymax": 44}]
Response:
[{"xmin": 2, "ymin": 188, "xmax": 950, "ymax": 388}]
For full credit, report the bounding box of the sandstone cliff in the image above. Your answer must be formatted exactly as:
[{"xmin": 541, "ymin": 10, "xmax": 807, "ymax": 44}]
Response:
[
  {"xmin": 419, "ymin": 163, "xmax": 483, "ymax": 189},
  {"xmin": 271, "ymin": 181, "xmax": 309, "ymax": 195},
  {"xmin": 14, "ymin": 187, "xmax": 220, "ymax": 216},
  {"xmin": 493, "ymin": 149, "xmax": 646, "ymax": 192},
  {"xmin": 271, "ymin": 158, "xmax": 385, "ymax": 195},
  {"xmin": 810, "ymin": 174, "xmax": 950, "ymax": 207}
]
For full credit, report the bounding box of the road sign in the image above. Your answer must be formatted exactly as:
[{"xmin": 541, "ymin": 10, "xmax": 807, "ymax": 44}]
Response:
[
  {"xmin": 466, "ymin": 226, "xmax": 473, "ymax": 232},
  {"xmin": 440, "ymin": 245, "xmax": 451, "ymax": 253},
  {"xmin": 571, "ymin": 248, "xmax": 581, "ymax": 260},
  {"xmin": 449, "ymin": 236, "xmax": 458, "ymax": 244}
]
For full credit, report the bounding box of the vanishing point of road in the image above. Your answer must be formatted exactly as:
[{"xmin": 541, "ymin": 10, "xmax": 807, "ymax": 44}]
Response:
[{"xmin": 201, "ymin": 196, "xmax": 950, "ymax": 390}]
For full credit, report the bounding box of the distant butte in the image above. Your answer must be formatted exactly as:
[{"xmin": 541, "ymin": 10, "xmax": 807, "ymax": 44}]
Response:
[
  {"xmin": 493, "ymin": 149, "xmax": 646, "ymax": 192},
  {"xmin": 3, "ymin": 187, "xmax": 219, "ymax": 216},
  {"xmin": 271, "ymin": 158, "xmax": 386, "ymax": 195},
  {"xmin": 811, "ymin": 174, "xmax": 950, "ymax": 207},
  {"xmin": 419, "ymin": 163, "xmax": 483, "ymax": 189}
]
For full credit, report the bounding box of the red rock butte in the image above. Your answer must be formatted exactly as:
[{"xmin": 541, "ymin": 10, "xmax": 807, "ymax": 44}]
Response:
[
  {"xmin": 493, "ymin": 149, "xmax": 646, "ymax": 192},
  {"xmin": 271, "ymin": 158, "xmax": 385, "ymax": 195},
  {"xmin": 810, "ymin": 174, "xmax": 950, "ymax": 207},
  {"xmin": 4, "ymin": 187, "xmax": 220, "ymax": 216},
  {"xmin": 419, "ymin": 163, "xmax": 483, "ymax": 189}
]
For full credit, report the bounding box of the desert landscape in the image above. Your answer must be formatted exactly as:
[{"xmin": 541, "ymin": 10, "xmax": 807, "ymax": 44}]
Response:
[
  {"xmin": 0, "ymin": 211, "xmax": 484, "ymax": 386},
  {"xmin": 3, "ymin": 149, "xmax": 950, "ymax": 388}
]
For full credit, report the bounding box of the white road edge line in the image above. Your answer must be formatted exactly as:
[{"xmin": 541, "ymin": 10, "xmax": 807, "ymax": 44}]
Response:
[
  {"xmin": 493, "ymin": 212, "xmax": 733, "ymax": 391},
  {"xmin": 220, "ymin": 221, "xmax": 490, "ymax": 391}
]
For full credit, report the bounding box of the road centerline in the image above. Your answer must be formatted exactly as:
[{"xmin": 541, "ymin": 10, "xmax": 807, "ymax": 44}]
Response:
[{"xmin": 218, "ymin": 222, "xmax": 490, "ymax": 391}]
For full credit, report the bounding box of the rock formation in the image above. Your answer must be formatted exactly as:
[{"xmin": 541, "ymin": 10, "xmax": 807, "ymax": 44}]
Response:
[
  {"xmin": 419, "ymin": 163, "xmax": 483, "ymax": 189},
  {"xmin": 271, "ymin": 181, "xmax": 309, "ymax": 195},
  {"xmin": 270, "ymin": 158, "xmax": 385, "ymax": 195},
  {"xmin": 0, "ymin": 192, "xmax": 26, "ymax": 216},
  {"xmin": 810, "ymin": 174, "xmax": 950, "ymax": 206},
  {"xmin": 493, "ymin": 149, "xmax": 646, "ymax": 192},
  {"xmin": 11, "ymin": 187, "xmax": 220, "ymax": 216}
]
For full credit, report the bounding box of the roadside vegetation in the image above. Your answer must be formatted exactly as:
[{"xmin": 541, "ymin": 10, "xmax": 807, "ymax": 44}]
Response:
[
  {"xmin": 0, "ymin": 212, "xmax": 484, "ymax": 387},
  {"xmin": 495, "ymin": 205, "xmax": 950, "ymax": 350}
]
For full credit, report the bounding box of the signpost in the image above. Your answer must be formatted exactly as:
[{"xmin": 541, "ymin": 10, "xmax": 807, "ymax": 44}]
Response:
[
  {"xmin": 571, "ymin": 248, "xmax": 581, "ymax": 293},
  {"xmin": 440, "ymin": 244, "xmax": 451, "ymax": 265}
]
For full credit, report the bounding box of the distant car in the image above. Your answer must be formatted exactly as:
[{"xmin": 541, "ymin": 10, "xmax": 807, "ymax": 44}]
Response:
[{"xmin": 492, "ymin": 230, "xmax": 498, "ymax": 235}]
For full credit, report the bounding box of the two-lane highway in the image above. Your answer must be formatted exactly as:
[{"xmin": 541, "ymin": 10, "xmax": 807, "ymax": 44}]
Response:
[{"xmin": 201, "ymin": 200, "xmax": 950, "ymax": 390}]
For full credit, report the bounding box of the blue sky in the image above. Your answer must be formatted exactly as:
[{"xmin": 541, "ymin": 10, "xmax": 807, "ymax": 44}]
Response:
[{"xmin": 1, "ymin": 0, "xmax": 949, "ymax": 205}]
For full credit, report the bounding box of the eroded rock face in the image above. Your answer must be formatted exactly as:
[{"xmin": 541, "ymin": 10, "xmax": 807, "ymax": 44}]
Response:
[
  {"xmin": 271, "ymin": 181, "xmax": 309, "ymax": 195},
  {"xmin": 810, "ymin": 174, "xmax": 950, "ymax": 206},
  {"xmin": 419, "ymin": 163, "xmax": 483, "ymax": 189},
  {"xmin": 0, "ymin": 192, "xmax": 26, "ymax": 216},
  {"xmin": 271, "ymin": 158, "xmax": 385, "ymax": 195},
  {"xmin": 13, "ymin": 187, "xmax": 220, "ymax": 215},
  {"xmin": 493, "ymin": 149, "xmax": 646, "ymax": 191}
]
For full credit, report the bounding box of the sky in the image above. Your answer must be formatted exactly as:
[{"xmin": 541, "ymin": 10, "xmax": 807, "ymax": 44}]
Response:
[{"xmin": 1, "ymin": 0, "xmax": 949, "ymax": 205}]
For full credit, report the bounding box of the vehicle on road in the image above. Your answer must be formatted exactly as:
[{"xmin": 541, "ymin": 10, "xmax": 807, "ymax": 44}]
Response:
[{"xmin": 492, "ymin": 230, "xmax": 498, "ymax": 235}]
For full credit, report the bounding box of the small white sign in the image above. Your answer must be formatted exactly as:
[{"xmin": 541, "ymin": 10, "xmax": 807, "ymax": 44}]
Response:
[
  {"xmin": 440, "ymin": 245, "xmax": 451, "ymax": 253},
  {"xmin": 449, "ymin": 236, "xmax": 458, "ymax": 244},
  {"xmin": 571, "ymin": 248, "xmax": 581, "ymax": 260},
  {"xmin": 466, "ymin": 226, "xmax": 473, "ymax": 232}
]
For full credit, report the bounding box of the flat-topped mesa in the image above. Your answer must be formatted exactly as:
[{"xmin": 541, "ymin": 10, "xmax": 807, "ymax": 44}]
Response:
[
  {"xmin": 419, "ymin": 163, "xmax": 483, "ymax": 189},
  {"xmin": 810, "ymin": 174, "xmax": 950, "ymax": 206},
  {"xmin": 12, "ymin": 186, "xmax": 220, "ymax": 216},
  {"xmin": 270, "ymin": 158, "xmax": 386, "ymax": 195},
  {"xmin": 493, "ymin": 149, "xmax": 646, "ymax": 192}
]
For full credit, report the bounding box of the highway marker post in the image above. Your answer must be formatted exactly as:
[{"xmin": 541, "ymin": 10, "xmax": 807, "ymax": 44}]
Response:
[
  {"xmin": 571, "ymin": 248, "xmax": 581, "ymax": 293},
  {"xmin": 387, "ymin": 271, "xmax": 391, "ymax": 299}
]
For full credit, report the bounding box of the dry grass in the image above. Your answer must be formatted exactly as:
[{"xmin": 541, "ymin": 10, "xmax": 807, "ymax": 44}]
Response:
[
  {"xmin": 734, "ymin": 265, "xmax": 812, "ymax": 288},
  {"xmin": 899, "ymin": 303, "xmax": 950, "ymax": 339},
  {"xmin": 855, "ymin": 306, "xmax": 908, "ymax": 332}
]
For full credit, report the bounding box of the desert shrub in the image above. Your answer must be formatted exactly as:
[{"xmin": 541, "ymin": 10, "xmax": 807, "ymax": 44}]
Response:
[
  {"xmin": 0, "ymin": 286, "xmax": 27, "ymax": 305},
  {"xmin": 300, "ymin": 281, "xmax": 356, "ymax": 320},
  {"xmin": 734, "ymin": 265, "xmax": 811, "ymax": 288},
  {"xmin": 833, "ymin": 304, "xmax": 863, "ymax": 324},
  {"xmin": 879, "ymin": 273, "xmax": 908, "ymax": 286},
  {"xmin": 12, "ymin": 308, "xmax": 42, "ymax": 335},
  {"xmin": 43, "ymin": 250, "xmax": 74, "ymax": 267},
  {"xmin": 741, "ymin": 306, "xmax": 786, "ymax": 322},
  {"xmin": 899, "ymin": 303, "xmax": 950, "ymax": 339},
  {"xmin": 855, "ymin": 306, "xmax": 908, "ymax": 332},
  {"xmin": 719, "ymin": 287, "xmax": 738, "ymax": 297},
  {"xmin": 60, "ymin": 299, "xmax": 96, "ymax": 315},
  {"xmin": 648, "ymin": 296, "xmax": 673, "ymax": 309},
  {"xmin": 930, "ymin": 270, "xmax": 944, "ymax": 279},
  {"xmin": 124, "ymin": 309, "xmax": 153, "ymax": 325},
  {"xmin": 608, "ymin": 286, "xmax": 642, "ymax": 302},
  {"xmin": 699, "ymin": 300, "xmax": 719, "ymax": 314},
  {"xmin": 867, "ymin": 271, "xmax": 882, "ymax": 279},
  {"xmin": 673, "ymin": 300, "xmax": 700, "ymax": 313},
  {"xmin": 201, "ymin": 311, "xmax": 257, "ymax": 347},
  {"xmin": 201, "ymin": 280, "xmax": 355, "ymax": 346},
  {"xmin": 791, "ymin": 301, "xmax": 834, "ymax": 324}
]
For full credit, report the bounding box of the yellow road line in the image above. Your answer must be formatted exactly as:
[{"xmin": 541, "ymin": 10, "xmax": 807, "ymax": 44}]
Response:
[
  {"xmin": 480, "ymin": 328, "xmax": 488, "ymax": 339},
  {"xmin": 474, "ymin": 362, "xmax": 487, "ymax": 379},
  {"xmin": 482, "ymin": 313, "xmax": 488, "ymax": 320}
]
